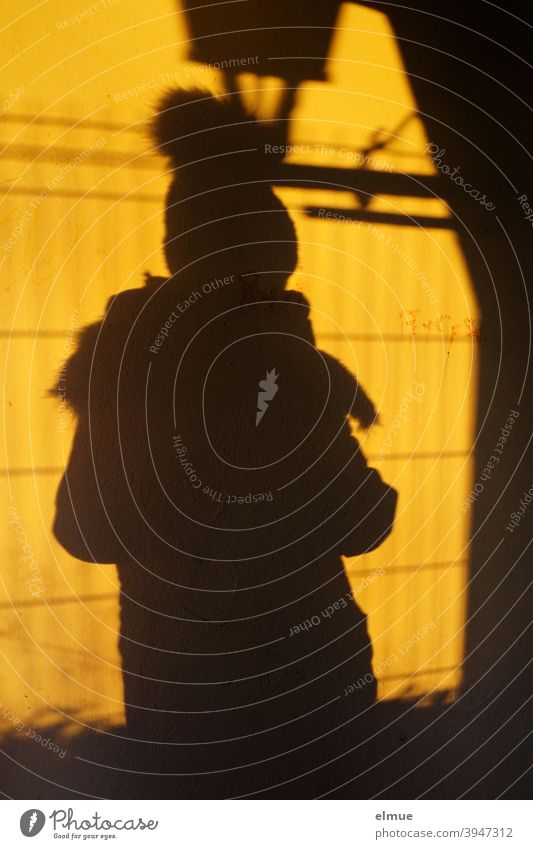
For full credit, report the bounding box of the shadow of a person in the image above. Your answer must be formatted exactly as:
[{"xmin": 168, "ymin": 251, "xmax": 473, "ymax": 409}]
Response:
[
  {"xmin": 52, "ymin": 89, "xmax": 397, "ymax": 794},
  {"xmin": 180, "ymin": 0, "xmax": 344, "ymax": 123}
]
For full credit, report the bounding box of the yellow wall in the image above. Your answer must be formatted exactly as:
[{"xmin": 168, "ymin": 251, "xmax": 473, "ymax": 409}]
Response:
[
  {"xmin": 0, "ymin": 0, "xmax": 479, "ymax": 738},
  {"xmin": 280, "ymin": 6, "xmax": 479, "ymax": 702}
]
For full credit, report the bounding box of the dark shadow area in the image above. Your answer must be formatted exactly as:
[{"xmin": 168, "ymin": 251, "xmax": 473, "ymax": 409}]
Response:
[
  {"xmin": 48, "ymin": 89, "xmax": 396, "ymax": 796},
  {"xmin": 2, "ymin": 686, "xmax": 531, "ymax": 798},
  {"xmin": 181, "ymin": 0, "xmax": 343, "ymax": 124},
  {"xmin": 4, "ymin": 0, "xmax": 530, "ymax": 800},
  {"xmin": 370, "ymin": 0, "xmax": 533, "ymax": 800}
]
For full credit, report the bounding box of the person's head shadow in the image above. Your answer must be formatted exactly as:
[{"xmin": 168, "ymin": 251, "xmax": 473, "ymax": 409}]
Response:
[{"xmin": 52, "ymin": 88, "xmax": 397, "ymax": 790}]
